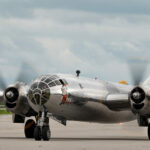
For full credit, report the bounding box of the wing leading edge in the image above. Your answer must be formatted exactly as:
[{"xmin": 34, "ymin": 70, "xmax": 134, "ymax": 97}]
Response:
[{"xmin": 69, "ymin": 91, "xmax": 130, "ymax": 111}]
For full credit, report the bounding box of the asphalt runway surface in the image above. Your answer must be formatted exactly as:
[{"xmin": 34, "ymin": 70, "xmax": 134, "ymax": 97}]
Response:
[{"xmin": 0, "ymin": 115, "xmax": 150, "ymax": 150}]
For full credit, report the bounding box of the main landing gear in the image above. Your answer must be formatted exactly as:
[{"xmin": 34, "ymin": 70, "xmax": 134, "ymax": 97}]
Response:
[
  {"xmin": 24, "ymin": 107, "xmax": 51, "ymax": 141},
  {"xmin": 137, "ymin": 115, "xmax": 150, "ymax": 140},
  {"xmin": 24, "ymin": 119, "xmax": 36, "ymax": 138}
]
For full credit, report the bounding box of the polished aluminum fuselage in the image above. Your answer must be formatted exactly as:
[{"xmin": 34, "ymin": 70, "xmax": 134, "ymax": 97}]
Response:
[{"xmin": 28, "ymin": 74, "xmax": 136, "ymax": 123}]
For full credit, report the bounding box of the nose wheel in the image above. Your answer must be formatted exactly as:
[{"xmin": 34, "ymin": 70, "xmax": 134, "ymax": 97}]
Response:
[
  {"xmin": 34, "ymin": 108, "xmax": 51, "ymax": 141},
  {"xmin": 42, "ymin": 126, "xmax": 51, "ymax": 141},
  {"xmin": 34, "ymin": 126, "xmax": 42, "ymax": 140}
]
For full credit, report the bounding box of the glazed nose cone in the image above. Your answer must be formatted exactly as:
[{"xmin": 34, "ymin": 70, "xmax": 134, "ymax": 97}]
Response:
[{"xmin": 28, "ymin": 81, "xmax": 51, "ymax": 106}]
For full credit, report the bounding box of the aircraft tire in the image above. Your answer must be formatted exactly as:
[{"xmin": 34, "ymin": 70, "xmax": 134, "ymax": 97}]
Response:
[
  {"xmin": 148, "ymin": 123, "xmax": 150, "ymax": 140},
  {"xmin": 42, "ymin": 126, "xmax": 51, "ymax": 141},
  {"xmin": 24, "ymin": 119, "xmax": 35, "ymax": 138},
  {"xmin": 34, "ymin": 126, "xmax": 42, "ymax": 141}
]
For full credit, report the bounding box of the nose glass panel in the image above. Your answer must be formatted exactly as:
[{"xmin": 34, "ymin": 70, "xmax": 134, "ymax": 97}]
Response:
[
  {"xmin": 28, "ymin": 81, "xmax": 50, "ymax": 106},
  {"xmin": 28, "ymin": 74, "xmax": 67, "ymax": 105}
]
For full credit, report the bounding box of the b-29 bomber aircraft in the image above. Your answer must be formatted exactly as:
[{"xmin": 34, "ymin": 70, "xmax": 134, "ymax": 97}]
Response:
[{"xmin": 1, "ymin": 59, "xmax": 150, "ymax": 141}]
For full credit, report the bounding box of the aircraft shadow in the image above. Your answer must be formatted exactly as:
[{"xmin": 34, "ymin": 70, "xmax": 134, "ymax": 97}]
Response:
[
  {"xmin": 0, "ymin": 137, "xmax": 148, "ymax": 141},
  {"xmin": 51, "ymin": 137, "xmax": 148, "ymax": 141}
]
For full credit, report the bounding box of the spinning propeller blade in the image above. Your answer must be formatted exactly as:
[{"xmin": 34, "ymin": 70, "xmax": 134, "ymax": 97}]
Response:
[
  {"xmin": 0, "ymin": 74, "xmax": 6, "ymax": 104},
  {"xmin": 128, "ymin": 57, "xmax": 149, "ymax": 85},
  {"xmin": 0, "ymin": 61, "xmax": 38, "ymax": 104},
  {"xmin": 16, "ymin": 61, "xmax": 38, "ymax": 84},
  {"xmin": 0, "ymin": 74, "xmax": 6, "ymax": 90}
]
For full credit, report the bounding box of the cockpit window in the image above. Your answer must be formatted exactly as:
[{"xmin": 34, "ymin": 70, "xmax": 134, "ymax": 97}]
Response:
[
  {"xmin": 34, "ymin": 94, "xmax": 40, "ymax": 105},
  {"xmin": 31, "ymin": 82, "xmax": 38, "ymax": 90},
  {"xmin": 49, "ymin": 76, "xmax": 55, "ymax": 80},
  {"xmin": 34, "ymin": 89, "xmax": 42, "ymax": 94},
  {"xmin": 40, "ymin": 75, "xmax": 59, "ymax": 82},
  {"xmin": 31, "ymin": 76, "xmax": 68, "ymax": 89},
  {"xmin": 28, "ymin": 74, "xmax": 63, "ymax": 106},
  {"xmin": 45, "ymin": 78, "xmax": 53, "ymax": 84},
  {"xmin": 55, "ymin": 80, "xmax": 61, "ymax": 85},
  {"xmin": 51, "ymin": 75, "xmax": 59, "ymax": 79},
  {"xmin": 38, "ymin": 82, "xmax": 48, "ymax": 90},
  {"xmin": 48, "ymin": 82, "xmax": 56, "ymax": 87},
  {"xmin": 28, "ymin": 81, "xmax": 50, "ymax": 105},
  {"xmin": 42, "ymin": 89, "xmax": 50, "ymax": 100},
  {"xmin": 41, "ymin": 76, "xmax": 47, "ymax": 81}
]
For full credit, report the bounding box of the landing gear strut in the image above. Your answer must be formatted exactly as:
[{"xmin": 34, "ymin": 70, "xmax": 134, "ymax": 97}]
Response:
[{"xmin": 34, "ymin": 107, "xmax": 51, "ymax": 141}]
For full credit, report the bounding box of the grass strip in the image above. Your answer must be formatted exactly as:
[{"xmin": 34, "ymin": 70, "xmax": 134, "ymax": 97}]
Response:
[{"xmin": 0, "ymin": 110, "xmax": 11, "ymax": 114}]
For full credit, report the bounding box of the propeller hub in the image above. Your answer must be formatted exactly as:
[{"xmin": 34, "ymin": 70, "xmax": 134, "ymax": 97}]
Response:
[
  {"xmin": 132, "ymin": 92, "xmax": 141, "ymax": 100},
  {"xmin": 130, "ymin": 87, "xmax": 145, "ymax": 104},
  {"xmin": 6, "ymin": 91, "xmax": 14, "ymax": 99},
  {"xmin": 5, "ymin": 87, "xmax": 19, "ymax": 103}
]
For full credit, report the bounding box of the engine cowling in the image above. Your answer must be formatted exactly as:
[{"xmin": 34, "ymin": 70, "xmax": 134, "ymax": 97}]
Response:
[
  {"xmin": 5, "ymin": 87, "xmax": 19, "ymax": 108},
  {"xmin": 129, "ymin": 86, "xmax": 150, "ymax": 115},
  {"xmin": 3, "ymin": 82, "xmax": 36, "ymax": 117}
]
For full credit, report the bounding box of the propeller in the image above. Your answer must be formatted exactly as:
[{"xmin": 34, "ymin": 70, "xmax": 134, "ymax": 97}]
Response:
[
  {"xmin": 16, "ymin": 61, "xmax": 38, "ymax": 84},
  {"xmin": 0, "ymin": 74, "xmax": 6, "ymax": 90},
  {"xmin": 128, "ymin": 57, "xmax": 149, "ymax": 86},
  {"xmin": 128, "ymin": 57, "xmax": 150, "ymax": 105},
  {"xmin": 0, "ymin": 61, "xmax": 38, "ymax": 104},
  {"xmin": 0, "ymin": 74, "xmax": 6, "ymax": 104}
]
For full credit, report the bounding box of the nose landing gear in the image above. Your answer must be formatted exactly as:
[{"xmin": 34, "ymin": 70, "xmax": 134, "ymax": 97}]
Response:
[
  {"xmin": 34, "ymin": 107, "xmax": 51, "ymax": 141},
  {"xmin": 42, "ymin": 126, "xmax": 51, "ymax": 141}
]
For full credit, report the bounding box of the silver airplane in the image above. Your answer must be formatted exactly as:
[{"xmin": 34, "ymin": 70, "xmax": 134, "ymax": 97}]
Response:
[{"xmin": 2, "ymin": 68, "xmax": 150, "ymax": 141}]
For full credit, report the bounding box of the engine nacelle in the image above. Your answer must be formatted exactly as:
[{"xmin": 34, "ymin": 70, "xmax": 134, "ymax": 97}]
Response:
[
  {"xmin": 3, "ymin": 82, "xmax": 37, "ymax": 117},
  {"xmin": 5, "ymin": 87, "xmax": 19, "ymax": 109},
  {"xmin": 129, "ymin": 86, "xmax": 150, "ymax": 116}
]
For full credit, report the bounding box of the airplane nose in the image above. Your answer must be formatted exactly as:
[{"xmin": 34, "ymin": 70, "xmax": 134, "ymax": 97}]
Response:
[
  {"xmin": 28, "ymin": 81, "xmax": 51, "ymax": 106},
  {"xmin": 34, "ymin": 93, "xmax": 41, "ymax": 104}
]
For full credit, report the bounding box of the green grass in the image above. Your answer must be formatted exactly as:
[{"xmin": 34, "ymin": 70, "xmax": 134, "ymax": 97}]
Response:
[
  {"xmin": 0, "ymin": 105, "xmax": 12, "ymax": 114},
  {"xmin": 0, "ymin": 109, "xmax": 11, "ymax": 114},
  {"xmin": 0, "ymin": 102, "xmax": 3, "ymax": 106}
]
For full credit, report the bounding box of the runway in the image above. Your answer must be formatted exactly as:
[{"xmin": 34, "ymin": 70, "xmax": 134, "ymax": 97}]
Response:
[{"xmin": 0, "ymin": 115, "xmax": 150, "ymax": 150}]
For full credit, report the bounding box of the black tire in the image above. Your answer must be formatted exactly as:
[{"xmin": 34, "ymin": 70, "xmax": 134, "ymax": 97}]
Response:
[
  {"xmin": 148, "ymin": 124, "xmax": 150, "ymax": 140},
  {"xmin": 34, "ymin": 126, "xmax": 42, "ymax": 141},
  {"xmin": 24, "ymin": 119, "xmax": 35, "ymax": 138},
  {"xmin": 42, "ymin": 126, "xmax": 51, "ymax": 141}
]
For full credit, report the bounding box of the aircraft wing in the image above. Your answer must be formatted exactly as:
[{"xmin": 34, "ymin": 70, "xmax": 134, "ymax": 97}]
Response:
[
  {"xmin": 104, "ymin": 94, "xmax": 130, "ymax": 111},
  {"xmin": 69, "ymin": 91, "xmax": 130, "ymax": 111}
]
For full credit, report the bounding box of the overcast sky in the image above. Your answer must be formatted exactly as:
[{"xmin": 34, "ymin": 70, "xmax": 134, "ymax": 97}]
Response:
[{"xmin": 0, "ymin": 0, "xmax": 150, "ymax": 84}]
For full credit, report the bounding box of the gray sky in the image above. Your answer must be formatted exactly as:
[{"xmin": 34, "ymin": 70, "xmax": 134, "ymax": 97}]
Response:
[{"xmin": 0, "ymin": 0, "xmax": 150, "ymax": 84}]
